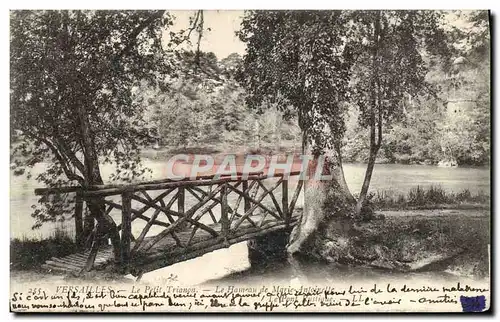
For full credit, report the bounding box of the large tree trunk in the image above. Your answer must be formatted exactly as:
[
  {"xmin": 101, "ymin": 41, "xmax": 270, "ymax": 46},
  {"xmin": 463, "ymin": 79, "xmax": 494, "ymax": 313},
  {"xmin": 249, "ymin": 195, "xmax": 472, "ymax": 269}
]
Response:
[
  {"xmin": 287, "ymin": 140, "xmax": 356, "ymax": 263},
  {"xmin": 77, "ymin": 104, "xmax": 121, "ymax": 264}
]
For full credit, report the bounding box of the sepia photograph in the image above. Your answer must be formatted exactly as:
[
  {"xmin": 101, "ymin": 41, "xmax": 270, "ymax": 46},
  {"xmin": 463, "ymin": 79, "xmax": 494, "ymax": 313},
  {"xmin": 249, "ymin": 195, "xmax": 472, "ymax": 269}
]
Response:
[{"xmin": 8, "ymin": 8, "xmax": 491, "ymax": 313}]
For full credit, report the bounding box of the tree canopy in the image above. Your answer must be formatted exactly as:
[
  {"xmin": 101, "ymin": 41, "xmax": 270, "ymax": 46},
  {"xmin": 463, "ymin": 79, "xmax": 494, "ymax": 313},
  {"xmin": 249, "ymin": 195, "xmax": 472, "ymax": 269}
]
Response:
[
  {"xmin": 238, "ymin": 11, "xmax": 354, "ymax": 153},
  {"xmin": 10, "ymin": 10, "xmax": 200, "ymax": 226},
  {"xmin": 238, "ymin": 10, "xmax": 452, "ymax": 216},
  {"xmin": 10, "ymin": 10, "xmax": 174, "ymax": 185}
]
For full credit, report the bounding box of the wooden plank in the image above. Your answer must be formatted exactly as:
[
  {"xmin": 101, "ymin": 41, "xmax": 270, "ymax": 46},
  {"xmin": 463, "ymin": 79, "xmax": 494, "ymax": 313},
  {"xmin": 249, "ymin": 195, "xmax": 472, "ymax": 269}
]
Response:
[
  {"xmin": 42, "ymin": 264, "xmax": 73, "ymax": 274},
  {"xmin": 66, "ymin": 255, "xmax": 86, "ymax": 261},
  {"xmin": 51, "ymin": 256, "xmax": 83, "ymax": 266},
  {"xmin": 66, "ymin": 253, "xmax": 91, "ymax": 259},
  {"xmin": 45, "ymin": 260, "xmax": 81, "ymax": 271}
]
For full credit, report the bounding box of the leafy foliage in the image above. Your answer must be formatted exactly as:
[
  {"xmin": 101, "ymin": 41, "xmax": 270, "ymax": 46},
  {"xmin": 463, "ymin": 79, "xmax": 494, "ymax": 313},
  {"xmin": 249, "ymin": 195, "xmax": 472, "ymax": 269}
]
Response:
[
  {"xmin": 238, "ymin": 11, "xmax": 354, "ymax": 153},
  {"xmin": 348, "ymin": 11, "xmax": 448, "ymax": 128},
  {"xmin": 140, "ymin": 50, "xmax": 301, "ymax": 151},
  {"xmin": 10, "ymin": 10, "xmax": 184, "ymax": 226},
  {"xmin": 342, "ymin": 10, "xmax": 490, "ymax": 166}
]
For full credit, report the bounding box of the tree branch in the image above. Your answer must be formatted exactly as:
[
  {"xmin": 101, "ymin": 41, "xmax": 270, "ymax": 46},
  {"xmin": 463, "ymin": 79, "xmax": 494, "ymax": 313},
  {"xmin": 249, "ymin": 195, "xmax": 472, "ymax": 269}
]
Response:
[
  {"xmin": 51, "ymin": 125, "xmax": 86, "ymax": 176},
  {"xmin": 39, "ymin": 137, "xmax": 85, "ymax": 185},
  {"xmin": 173, "ymin": 10, "xmax": 202, "ymax": 49},
  {"xmin": 115, "ymin": 10, "xmax": 166, "ymax": 62},
  {"xmin": 195, "ymin": 10, "xmax": 204, "ymax": 65},
  {"xmin": 55, "ymin": 137, "xmax": 86, "ymax": 176},
  {"xmin": 91, "ymin": 10, "xmax": 167, "ymax": 94}
]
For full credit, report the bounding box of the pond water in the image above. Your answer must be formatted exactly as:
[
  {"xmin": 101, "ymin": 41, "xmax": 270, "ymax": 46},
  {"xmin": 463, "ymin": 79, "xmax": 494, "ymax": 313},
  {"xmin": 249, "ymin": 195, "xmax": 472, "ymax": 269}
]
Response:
[
  {"xmin": 10, "ymin": 161, "xmax": 490, "ymax": 284},
  {"xmin": 10, "ymin": 161, "xmax": 490, "ymax": 239}
]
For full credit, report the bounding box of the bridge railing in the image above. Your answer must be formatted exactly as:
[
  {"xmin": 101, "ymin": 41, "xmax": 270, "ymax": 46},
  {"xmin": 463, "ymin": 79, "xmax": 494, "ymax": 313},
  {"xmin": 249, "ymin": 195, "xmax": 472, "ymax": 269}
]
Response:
[{"xmin": 35, "ymin": 171, "xmax": 304, "ymax": 273}]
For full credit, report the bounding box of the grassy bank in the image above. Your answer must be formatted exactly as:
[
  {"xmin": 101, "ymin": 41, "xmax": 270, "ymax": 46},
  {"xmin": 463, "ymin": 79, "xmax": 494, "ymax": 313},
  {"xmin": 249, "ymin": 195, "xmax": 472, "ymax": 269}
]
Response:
[
  {"xmin": 350, "ymin": 210, "xmax": 490, "ymax": 278},
  {"xmin": 368, "ymin": 185, "xmax": 490, "ymax": 211},
  {"xmin": 10, "ymin": 229, "xmax": 77, "ymax": 271}
]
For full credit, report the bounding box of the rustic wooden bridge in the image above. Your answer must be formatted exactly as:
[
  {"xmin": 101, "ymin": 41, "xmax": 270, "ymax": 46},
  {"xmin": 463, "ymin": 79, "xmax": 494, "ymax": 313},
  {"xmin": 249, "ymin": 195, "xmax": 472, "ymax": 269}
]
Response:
[{"xmin": 35, "ymin": 171, "xmax": 303, "ymax": 278}]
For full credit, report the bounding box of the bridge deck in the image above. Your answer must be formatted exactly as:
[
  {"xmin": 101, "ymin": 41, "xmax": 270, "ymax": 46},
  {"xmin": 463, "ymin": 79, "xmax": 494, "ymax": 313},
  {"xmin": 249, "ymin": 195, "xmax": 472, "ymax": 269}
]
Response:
[{"xmin": 42, "ymin": 211, "xmax": 301, "ymax": 276}]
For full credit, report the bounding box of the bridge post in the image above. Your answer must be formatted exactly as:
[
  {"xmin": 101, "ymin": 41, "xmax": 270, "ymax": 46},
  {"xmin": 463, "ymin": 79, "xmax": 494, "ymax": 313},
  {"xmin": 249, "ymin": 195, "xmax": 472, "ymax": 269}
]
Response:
[
  {"xmin": 178, "ymin": 187, "xmax": 185, "ymax": 214},
  {"xmin": 242, "ymin": 180, "xmax": 250, "ymax": 213},
  {"xmin": 178, "ymin": 187, "xmax": 189, "ymax": 230},
  {"xmin": 121, "ymin": 191, "xmax": 132, "ymax": 272},
  {"xmin": 282, "ymin": 179, "xmax": 289, "ymax": 225},
  {"xmin": 74, "ymin": 191, "xmax": 84, "ymax": 247},
  {"xmin": 220, "ymin": 183, "xmax": 229, "ymax": 240}
]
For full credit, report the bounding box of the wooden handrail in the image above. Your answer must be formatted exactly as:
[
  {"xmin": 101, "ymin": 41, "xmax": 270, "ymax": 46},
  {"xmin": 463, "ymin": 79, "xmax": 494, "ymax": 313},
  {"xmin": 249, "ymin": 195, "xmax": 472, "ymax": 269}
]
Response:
[
  {"xmin": 34, "ymin": 171, "xmax": 266, "ymax": 195},
  {"xmin": 34, "ymin": 170, "xmax": 301, "ymax": 196}
]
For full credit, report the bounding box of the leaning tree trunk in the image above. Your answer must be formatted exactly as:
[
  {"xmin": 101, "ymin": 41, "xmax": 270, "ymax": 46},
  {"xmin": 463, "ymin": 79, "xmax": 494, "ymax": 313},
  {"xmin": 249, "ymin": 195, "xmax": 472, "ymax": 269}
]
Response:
[
  {"xmin": 77, "ymin": 103, "xmax": 122, "ymax": 265},
  {"xmin": 83, "ymin": 153, "xmax": 122, "ymax": 266},
  {"xmin": 355, "ymin": 144, "xmax": 380, "ymax": 217},
  {"xmin": 287, "ymin": 140, "xmax": 357, "ymax": 265},
  {"xmin": 355, "ymin": 10, "xmax": 382, "ymax": 219}
]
